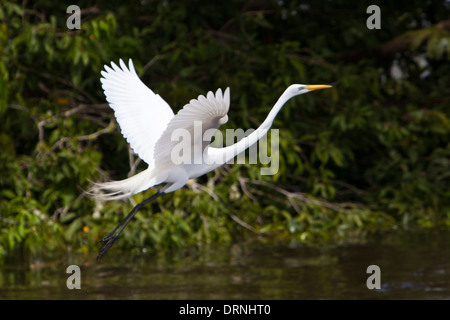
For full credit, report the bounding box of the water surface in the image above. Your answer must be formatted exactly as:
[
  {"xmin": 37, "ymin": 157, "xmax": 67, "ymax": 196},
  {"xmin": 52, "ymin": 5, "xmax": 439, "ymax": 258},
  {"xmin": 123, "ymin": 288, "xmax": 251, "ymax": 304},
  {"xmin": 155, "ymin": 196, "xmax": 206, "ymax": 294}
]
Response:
[{"xmin": 1, "ymin": 230, "xmax": 450, "ymax": 299}]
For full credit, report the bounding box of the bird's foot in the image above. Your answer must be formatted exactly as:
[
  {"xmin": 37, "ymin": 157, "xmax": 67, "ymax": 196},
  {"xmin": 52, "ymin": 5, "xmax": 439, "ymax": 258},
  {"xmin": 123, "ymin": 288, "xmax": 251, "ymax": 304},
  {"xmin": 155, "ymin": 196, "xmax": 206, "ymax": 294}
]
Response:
[{"xmin": 97, "ymin": 235, "xmax": 118, "ymax": 262}]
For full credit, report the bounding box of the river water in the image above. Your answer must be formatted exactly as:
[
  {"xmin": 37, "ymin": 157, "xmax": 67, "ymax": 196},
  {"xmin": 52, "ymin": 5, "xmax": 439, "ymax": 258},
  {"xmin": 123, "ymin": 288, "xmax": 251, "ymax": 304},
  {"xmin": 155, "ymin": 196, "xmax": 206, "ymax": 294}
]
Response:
[{"xmin": 1, "ymin": 230, "xmax": 450, "ymax": 299}]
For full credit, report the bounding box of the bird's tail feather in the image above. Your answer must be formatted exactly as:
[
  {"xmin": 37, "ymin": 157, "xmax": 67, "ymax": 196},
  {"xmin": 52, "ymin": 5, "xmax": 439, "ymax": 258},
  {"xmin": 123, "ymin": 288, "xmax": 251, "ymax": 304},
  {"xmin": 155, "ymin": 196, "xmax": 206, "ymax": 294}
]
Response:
[{"xmin": 89, "ymin": 168, "xmax": 156, "ymax": 201}]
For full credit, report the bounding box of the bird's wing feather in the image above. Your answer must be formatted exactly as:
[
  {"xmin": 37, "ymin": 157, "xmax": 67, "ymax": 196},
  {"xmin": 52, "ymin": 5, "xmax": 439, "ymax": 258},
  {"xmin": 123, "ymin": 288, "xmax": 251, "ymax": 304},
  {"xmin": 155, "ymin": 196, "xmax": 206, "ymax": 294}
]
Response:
[
  {"xmin": 153, "ymin": 87, "xmax": 230, "ymax": 168},
  {"xmin": 101, "ymin": 59, "xmax": 174, "ymax": 166}
]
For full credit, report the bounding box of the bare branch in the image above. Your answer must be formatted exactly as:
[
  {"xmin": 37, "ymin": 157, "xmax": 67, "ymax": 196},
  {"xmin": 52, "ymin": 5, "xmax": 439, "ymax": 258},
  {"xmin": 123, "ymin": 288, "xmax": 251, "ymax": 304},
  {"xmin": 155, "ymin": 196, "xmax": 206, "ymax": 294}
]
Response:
[
  {"xmin": 240, "ymin": 178, "xmax": 365, "ymax": 213},
  {"xmin": 238, "ymin": 176, "xmax": 258, "ymax": 202},
  {"xmin": 229, "ymin": 213, "xmax": 257, "ymax": 233},
  {"xmin": 127, "ymin": 147, "xmax": 142, "ymax": 177},
  {"xmin": 77, "ymin": 120, "xmax": 115, "ymax": 141}
]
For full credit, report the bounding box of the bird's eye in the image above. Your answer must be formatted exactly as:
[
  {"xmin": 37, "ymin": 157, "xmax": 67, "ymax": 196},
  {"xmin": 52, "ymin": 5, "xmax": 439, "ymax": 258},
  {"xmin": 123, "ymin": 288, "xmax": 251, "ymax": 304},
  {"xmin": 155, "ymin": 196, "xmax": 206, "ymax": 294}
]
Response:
[{"xmin": 298, "ymin": 85, "xmax": 305, "ymax": 91}]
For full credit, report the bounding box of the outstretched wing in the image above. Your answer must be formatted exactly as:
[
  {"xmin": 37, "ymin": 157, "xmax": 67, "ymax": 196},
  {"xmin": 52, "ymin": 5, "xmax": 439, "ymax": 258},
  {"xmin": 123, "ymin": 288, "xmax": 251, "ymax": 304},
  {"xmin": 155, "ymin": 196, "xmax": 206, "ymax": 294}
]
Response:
[
  {"xmin": 153, "ymin": 88, "xmax": 230, "ymax": 168},
  {"xmin": 101, "ymin": 59, "xmax": 174, "ymax": 166}
]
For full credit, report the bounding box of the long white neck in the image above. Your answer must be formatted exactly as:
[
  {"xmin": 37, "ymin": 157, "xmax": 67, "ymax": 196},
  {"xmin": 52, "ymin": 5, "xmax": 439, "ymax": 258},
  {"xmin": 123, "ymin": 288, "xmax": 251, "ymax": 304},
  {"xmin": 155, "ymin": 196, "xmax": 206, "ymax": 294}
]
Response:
[{"xmin": 209, "ymin": 88, "xmax": 296, "ymax": 165}]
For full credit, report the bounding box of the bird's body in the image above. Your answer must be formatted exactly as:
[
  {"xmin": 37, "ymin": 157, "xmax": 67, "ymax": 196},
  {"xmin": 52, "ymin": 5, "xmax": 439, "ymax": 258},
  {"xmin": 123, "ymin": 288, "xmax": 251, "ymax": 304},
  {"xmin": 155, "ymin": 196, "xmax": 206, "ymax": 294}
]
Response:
[{"xmin": 94, "ymin": 59, "xmax": 331, "ymax": 260}]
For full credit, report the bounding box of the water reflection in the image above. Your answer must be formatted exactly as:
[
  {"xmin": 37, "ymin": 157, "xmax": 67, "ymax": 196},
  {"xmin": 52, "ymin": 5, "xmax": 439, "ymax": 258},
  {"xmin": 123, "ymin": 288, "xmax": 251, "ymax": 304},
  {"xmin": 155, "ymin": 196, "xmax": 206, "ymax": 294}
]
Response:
[{"xmin": 1, "ymin": 230, "xmax": 450, "ymax": 299}]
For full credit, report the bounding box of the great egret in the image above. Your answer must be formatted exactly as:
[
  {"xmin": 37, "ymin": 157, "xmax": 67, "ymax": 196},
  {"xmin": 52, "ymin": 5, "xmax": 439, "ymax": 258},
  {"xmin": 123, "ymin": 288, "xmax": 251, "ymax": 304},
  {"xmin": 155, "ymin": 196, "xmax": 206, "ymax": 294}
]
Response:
[{"xmin": 94, "ymin": 59, "xmax": 331, "ymax": 261}]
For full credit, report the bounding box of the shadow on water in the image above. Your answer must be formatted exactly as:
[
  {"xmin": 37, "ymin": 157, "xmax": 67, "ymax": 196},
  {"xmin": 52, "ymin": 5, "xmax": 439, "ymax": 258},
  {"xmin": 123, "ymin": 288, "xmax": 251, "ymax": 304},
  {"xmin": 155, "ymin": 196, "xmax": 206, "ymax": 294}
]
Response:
[{"xmin": 1, "ymin": 230, "xmax": 450, "ymax": 299}]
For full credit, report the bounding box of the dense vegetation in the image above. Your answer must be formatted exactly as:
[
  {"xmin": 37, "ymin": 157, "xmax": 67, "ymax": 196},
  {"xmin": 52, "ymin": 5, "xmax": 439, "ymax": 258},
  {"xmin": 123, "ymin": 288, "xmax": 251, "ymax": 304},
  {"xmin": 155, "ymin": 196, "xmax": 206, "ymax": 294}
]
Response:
[{"xmin": 0, "ymin": 0, "xmax": 449, "ymax": 259}]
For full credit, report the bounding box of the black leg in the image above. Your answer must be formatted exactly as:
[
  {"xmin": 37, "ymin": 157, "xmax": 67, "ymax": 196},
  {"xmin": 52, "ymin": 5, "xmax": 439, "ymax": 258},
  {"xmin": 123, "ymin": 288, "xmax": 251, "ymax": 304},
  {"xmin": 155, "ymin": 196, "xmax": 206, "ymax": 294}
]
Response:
[{"xmin": 97, "ymin": 191, "xmax": 163, "ymax": 262}]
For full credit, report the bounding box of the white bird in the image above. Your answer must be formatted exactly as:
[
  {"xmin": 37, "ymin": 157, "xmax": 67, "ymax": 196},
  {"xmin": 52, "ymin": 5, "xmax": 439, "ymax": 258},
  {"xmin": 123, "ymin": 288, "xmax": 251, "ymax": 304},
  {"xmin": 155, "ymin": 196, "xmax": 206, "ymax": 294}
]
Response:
[{"xmin": 94, "ymin": 59, "xmax": 331, "ymax": 260}]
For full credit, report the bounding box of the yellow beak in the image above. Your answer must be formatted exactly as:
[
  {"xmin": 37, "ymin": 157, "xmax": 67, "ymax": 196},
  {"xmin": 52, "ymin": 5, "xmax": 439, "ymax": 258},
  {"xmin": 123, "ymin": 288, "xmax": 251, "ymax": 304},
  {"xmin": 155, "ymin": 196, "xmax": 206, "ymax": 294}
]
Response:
[{"xmin": 306, "ymin": 84, "xmax": 332, "ymax": 91}]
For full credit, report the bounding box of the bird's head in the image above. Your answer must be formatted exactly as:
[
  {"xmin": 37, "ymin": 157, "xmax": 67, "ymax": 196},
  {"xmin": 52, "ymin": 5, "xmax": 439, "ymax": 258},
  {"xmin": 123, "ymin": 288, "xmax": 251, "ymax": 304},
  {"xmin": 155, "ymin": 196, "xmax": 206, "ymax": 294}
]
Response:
[{"xmin": 287, "ymin": 84, "xmax": 332, "ymax": 97}]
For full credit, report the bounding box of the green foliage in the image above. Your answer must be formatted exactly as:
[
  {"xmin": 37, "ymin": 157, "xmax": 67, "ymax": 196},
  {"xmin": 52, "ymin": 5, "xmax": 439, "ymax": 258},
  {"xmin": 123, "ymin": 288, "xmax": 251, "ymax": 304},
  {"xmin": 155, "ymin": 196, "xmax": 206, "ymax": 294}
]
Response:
[{"xmin": 1, "ymin": 1, "xmax": 449, "ymax": 259}]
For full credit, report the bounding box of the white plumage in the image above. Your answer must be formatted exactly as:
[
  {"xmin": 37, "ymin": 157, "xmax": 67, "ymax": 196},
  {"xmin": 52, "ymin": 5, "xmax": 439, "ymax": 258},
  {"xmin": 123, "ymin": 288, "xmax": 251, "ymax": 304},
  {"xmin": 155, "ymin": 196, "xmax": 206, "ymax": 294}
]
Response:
[
  {"xmin": 93, "ymin": 58, "xmax": 331, "ymax": 260},
  {"xmin": 100, "ymin": 59, "xmax": 174, "ymax": 167},
  {"xmin": 94, "ymin": 59, "xmax": 232, "ymax": 199}
]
